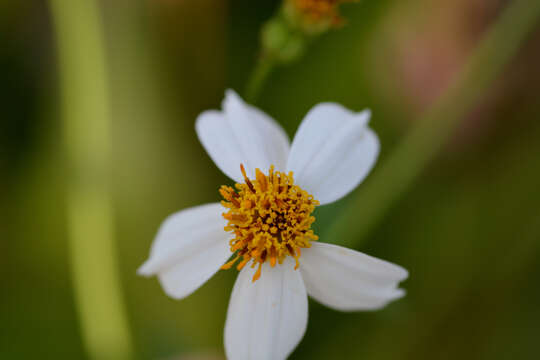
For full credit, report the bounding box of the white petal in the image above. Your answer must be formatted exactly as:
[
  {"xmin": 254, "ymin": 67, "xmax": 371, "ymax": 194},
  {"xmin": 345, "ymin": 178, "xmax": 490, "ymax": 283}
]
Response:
[
  {"xmin": 300, "ymin": 242, "xmax": 408, "ymax": 311},
  {"xmin": 286, "ymin": 103, "xmax": 379, "ymax": 205},
  {"xmin": 196, "ymin": 90, "xmax": 290, "ymax": 183},
  {"xmin": 224, "ymin": 258, "xmax": 308, "ymax": 360},
  {"xmin": 137, "ymin": 203, "xmax": 231, "ymax": 300}
]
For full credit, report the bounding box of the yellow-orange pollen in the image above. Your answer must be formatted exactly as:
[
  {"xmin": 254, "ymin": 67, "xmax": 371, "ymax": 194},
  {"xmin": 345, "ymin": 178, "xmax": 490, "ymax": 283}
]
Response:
[{"xmin": 220, "ymin": 164, "xmax": 319, "ymax": 282}]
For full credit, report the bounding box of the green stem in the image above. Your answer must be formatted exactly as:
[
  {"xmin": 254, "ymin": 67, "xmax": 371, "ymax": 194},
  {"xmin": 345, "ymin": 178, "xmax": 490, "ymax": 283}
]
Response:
[
  {"xmin": 326, "ymin": 0, "xmax": 540, "ymax": 247},
  {"xmin": 244, "ymin": 57, "xmax": 275, "ymax": 103},
  {"xmin": 49, "ymin": 1, "xmax": 134, "ymax": 359}
]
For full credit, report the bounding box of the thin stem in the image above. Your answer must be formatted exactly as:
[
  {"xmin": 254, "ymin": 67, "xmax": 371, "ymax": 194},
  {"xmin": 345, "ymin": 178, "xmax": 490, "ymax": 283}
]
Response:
[
  {"xmin": 48, "ymin": 1, "xmax": 134, "ymax": 359},
  {"xmin": 326, "ymin": 0, "xmax": 540, "ymax": 247},
  {"xmin": 244, "ymin": 56, "xmax": 275, "ymax": 103}
]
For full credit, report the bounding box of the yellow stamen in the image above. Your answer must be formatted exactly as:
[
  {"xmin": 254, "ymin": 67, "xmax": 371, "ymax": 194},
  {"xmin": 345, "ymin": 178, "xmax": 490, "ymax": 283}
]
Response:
[
  {"xmin": 252, "ymin": 263, "xmax": 262, "ymax": 282},
  {"xmin": 221, "ymin": 254, "xmax": 240, "ymax": 270},
  {"xmin": 220, "ymin": 164, "xmax": 319, "ymax": 281},
  {"xmin": 236, "ymin": 257, "xmax": 249, "ymax": 271},
  {"xmin": 270, "ymin": 253, "xmax": 277, "ymax": 268}
]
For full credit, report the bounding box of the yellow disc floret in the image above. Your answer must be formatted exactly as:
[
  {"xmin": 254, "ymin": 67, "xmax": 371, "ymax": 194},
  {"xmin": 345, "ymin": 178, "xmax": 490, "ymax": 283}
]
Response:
[{"xmin": 220, "ymin": 164, "xmax": 319, "ymax": 282}]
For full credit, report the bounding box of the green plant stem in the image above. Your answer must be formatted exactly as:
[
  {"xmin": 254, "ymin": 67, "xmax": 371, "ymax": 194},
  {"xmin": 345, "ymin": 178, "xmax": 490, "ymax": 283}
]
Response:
[
  {"xmin": 49, "ymin": 1, "xmax": 134, "ymax": 359},
  {"xmin": 245, "ymin": 57, "xmax": 275, "ymax": 103},
  {"xmin": 326, "ymin": 0, "xmax": 540, "ymax": 247}
]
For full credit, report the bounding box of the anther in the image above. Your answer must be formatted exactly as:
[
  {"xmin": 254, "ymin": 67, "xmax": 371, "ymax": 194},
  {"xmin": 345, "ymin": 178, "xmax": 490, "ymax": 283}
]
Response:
[{"xmin": 240, "ymin": 164, "xmax": 255, "ymax": 192}]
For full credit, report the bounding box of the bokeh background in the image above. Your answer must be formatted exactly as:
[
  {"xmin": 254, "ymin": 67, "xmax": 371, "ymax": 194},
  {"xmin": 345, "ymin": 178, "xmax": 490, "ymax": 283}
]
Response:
[{"xmin": 2, "ymin": 0, "xmax": 540, "ymax": 359}]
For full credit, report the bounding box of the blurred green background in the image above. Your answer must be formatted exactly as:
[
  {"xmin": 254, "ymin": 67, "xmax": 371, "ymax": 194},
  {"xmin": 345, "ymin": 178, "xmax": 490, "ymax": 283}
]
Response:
[{"xmin": 2, "ymin": 0, "xmax": 540, "ymax": 359}]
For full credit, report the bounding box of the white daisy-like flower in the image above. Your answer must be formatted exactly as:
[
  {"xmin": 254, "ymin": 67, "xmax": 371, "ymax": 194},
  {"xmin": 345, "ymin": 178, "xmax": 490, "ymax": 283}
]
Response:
[{"xmin": 138, "ymin": 90, "xmax": 408, "ymax": 360}]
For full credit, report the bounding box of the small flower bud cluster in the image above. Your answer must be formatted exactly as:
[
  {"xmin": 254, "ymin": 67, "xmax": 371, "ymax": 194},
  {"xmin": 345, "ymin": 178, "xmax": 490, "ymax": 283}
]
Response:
[{"xmin": 261, "ymin": 0, "xmax": 358, "ymax": 64}]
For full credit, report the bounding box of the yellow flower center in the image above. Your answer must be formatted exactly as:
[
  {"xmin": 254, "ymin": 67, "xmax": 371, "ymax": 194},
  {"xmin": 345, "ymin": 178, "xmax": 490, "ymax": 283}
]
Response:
[{"xmin": 220, "ymin": 164, "xmax": 319, "ymax": 282}]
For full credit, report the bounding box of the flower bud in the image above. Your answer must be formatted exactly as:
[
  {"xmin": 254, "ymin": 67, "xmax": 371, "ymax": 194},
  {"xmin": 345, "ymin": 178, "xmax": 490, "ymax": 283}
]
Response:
[
  {"xmin": 261, "ymin": 17, "xmax": 306, "ymax": 64},
  {"xmin": 283, "ymin": 0, "xmax": 357, "ymax": 35}
]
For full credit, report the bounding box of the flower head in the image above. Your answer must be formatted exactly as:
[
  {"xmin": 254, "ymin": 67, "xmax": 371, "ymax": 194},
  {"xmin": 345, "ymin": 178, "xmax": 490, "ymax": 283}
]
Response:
[
  {"xmin": 138, "ymin": 90, "xmax": 408, "ymax": 360},
  {"xmin": 284, "ymin": 0, "xmax": 358, "ymax": 33},
  {"xmin": 220, "ymin": 164, "xmax": 319, "ymax": 282}
]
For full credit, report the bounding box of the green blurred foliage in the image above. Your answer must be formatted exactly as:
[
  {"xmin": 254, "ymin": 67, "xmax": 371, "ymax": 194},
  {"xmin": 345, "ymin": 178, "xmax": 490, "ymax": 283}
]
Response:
[{"xmin": 1, "ymin": 0, "xmax": 540, "ymax": 359}]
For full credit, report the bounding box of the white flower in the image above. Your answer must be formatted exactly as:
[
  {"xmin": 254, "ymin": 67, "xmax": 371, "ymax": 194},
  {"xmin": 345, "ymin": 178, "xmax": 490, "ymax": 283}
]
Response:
[{"xmin": 138, "ymin": 90, "xmax": 408, "ymax": 360}]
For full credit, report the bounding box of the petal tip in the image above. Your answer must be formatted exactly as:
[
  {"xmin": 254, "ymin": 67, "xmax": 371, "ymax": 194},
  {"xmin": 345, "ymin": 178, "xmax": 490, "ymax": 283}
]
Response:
[
  {"xmin": 397, "ymin": 267, "xmax": 409, "ymax": 282},
  {"xmin": 395, "ymin": 288, "xmax": 406, "ymax": 298},
  {"xmin": 158, "ymin": 274, "xmax": 195, "ymax": 301},
  {"xmin": 224, "ymin": 88, "xmax": 239, "ymax": 97},
  {"xmin": 360, "ymin": 108, "xmax": 372, "ymax": 121},
  {"xmin": 137, "ymin": 260, "xmax": 155, "ymax": 277},
  {"xmin": 223, "ymin": 88, "xmax": 244, "ymax": 107},
  {"xmin": 195, "ymin": 109, "xmax": 220, "ymax": 127},
  {"xmin": 355, "ymin": 109, "xmax": 372, "ymax": 129}
]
